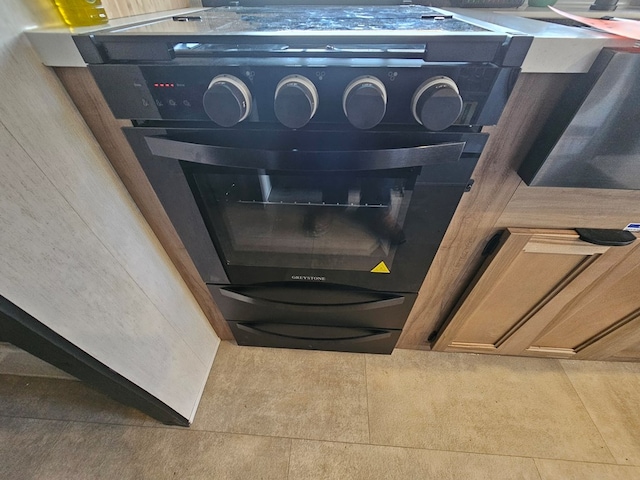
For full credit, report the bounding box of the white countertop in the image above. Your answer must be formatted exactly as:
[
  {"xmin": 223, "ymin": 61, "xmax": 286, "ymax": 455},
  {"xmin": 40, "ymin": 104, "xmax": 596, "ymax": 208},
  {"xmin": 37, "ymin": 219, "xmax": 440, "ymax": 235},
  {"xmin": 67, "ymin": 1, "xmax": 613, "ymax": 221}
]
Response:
[
  {"xmin": 25, "ymin": 7, "xmax": 206, "ymax": 68},
  {"xmin": 451, "ymin": 7, "xmax": 639, "ymax": 72},
  {"xmin": 25, "ymin": 6, "xmax": 640, "ymax": 73}
]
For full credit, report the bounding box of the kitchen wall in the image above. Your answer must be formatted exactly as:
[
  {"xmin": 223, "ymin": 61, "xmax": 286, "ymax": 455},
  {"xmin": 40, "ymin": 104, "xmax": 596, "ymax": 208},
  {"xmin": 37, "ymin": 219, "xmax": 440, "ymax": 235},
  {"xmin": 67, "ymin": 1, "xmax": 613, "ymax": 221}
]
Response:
[
  {"xmin": 102, "ymin": 0, "xmax": 193, "ymax": 19},
  {"xmin": 0, "ymin": 0, "xmax": 218, "ymax": 422}
]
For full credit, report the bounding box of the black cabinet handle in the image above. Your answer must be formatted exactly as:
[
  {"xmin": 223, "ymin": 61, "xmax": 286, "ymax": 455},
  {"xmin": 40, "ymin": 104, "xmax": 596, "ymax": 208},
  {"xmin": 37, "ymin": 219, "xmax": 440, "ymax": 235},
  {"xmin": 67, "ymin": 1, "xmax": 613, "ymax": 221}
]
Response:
[{"xmin": 576, "ymin": 228, "xmax": 636, "ymax": 247}]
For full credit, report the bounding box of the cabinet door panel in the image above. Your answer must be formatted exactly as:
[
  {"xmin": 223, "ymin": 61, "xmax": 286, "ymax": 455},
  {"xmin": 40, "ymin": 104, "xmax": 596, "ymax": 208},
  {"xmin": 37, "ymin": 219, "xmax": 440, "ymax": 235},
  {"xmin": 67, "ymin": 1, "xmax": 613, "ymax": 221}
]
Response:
[
  {"xmin": 434, "ymin": 228, "xmax": 608, "ymax": 354},
  {"xmin": 533, "ymin": 264, "xmax": 640, "ymax": 352},
  {"xmin": 574, "ymin": 308, "xmax": 640, "ymax": 361},
  {"xmin": 610, "ymin": 339, "xmax": 640, "ymax": 362},
  {"xmin": 434, "ymin": 228, "xmax": 640, "ymax": 361},
  {"xmin": 567, "ymin": 243, "xmax": 640, "ymax": 361},
  {"xmin": 453, "ymin": 252, "xmax": 586, "ymax": 348}
]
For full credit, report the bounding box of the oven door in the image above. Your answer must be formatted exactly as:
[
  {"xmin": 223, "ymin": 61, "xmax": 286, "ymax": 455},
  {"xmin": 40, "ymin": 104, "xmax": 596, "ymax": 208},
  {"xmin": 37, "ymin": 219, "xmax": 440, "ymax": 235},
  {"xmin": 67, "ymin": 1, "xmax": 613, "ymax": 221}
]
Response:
[{"xmin": 124, "ymin": 126, "xmax": 485, "ymax": 293}]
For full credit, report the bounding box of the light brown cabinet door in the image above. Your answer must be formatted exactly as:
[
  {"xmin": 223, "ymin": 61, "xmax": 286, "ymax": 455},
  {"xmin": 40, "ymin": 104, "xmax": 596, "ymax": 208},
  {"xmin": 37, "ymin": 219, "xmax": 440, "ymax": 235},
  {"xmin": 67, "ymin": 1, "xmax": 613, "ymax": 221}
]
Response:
[{"xmin": 433, "ymin": 228, "xmax": 640, "ymax": 360}]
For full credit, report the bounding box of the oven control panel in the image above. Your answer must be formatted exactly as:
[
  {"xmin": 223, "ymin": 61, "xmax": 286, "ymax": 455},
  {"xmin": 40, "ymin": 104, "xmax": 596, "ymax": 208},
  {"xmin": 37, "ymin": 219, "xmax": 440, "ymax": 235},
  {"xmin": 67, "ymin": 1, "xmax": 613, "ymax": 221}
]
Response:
[{"xmin": 90, "ymin": 64, "xmax": 515, "ymax": 129}]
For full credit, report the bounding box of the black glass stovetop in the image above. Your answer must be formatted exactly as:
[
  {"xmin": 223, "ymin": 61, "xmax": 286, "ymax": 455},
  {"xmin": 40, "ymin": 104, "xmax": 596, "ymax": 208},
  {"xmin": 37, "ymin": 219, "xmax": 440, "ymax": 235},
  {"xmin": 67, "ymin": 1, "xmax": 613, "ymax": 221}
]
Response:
[{"xmin": 110, "ymin": 6, "xmax": 489, "ymax": 36}]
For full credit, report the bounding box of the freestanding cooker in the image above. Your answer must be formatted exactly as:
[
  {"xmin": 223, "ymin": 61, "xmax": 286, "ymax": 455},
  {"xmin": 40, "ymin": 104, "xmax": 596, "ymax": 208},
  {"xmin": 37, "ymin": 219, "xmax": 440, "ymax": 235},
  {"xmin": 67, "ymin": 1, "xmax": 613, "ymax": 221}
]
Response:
[{"xmin": 74, "ymin": 1, "xmax": 531, "ymax": 353}]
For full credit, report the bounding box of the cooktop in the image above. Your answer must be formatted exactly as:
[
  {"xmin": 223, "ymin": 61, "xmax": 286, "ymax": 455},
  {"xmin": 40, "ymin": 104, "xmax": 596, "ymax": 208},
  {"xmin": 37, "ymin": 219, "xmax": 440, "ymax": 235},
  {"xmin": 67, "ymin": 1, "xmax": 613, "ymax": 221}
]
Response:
[
  {"xmin": 73, "ymin": 4, "xmax": 532, "ymax": 64},
  {"xmin": 108, "ymin": 6, "xmax": 489, "ymax": 35}
]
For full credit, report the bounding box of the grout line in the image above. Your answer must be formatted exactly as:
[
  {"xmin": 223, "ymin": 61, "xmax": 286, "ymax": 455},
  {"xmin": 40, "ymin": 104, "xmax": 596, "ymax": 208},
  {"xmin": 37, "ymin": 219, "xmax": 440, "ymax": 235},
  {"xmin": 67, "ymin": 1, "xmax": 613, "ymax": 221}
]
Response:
[
  {"xmin": 286, "ymin": 438, "xmax": 293, "ymax": 480},
  {"xmin": 2, "ymin": 411, "xmax": 637, "ymax": 469},
  {"xmin": 557, "ymin": 359, "xmax": 618, "ymax": 464},
  {"xmin": 364, "ymin": 354, "xmax": 371, "ymax": 445},
  {"xmin": 534, "ymin": 456, "xmax": 640, "ymax": 468},
  {"xmin": 163, "ymin": 420, "xmax": 640, "ymax": 467},
  {"xmin": 349, "ymin": 437, "xmax": 630, "ymax": 466},
  {"xmin": 532, "ymin": 458, "xmax": 545, "ymax": 480},
  {"xmin": 0, "ymin": 372, "xmax": 78, "ymax": 381},
  {"xmin": 0, "ymin": 413, "xmax": 146, "ymax": 430}
]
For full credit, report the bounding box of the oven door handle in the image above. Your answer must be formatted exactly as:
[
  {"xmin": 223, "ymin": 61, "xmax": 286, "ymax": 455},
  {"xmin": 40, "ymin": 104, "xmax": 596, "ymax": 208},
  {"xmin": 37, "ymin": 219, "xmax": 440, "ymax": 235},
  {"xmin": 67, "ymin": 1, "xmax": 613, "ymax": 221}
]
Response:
[
  {"xmin": 236, "ymin": 323, "xmax": 393, "ymax": 343},
  {"xmin": 144, "ymin": 135, "xmax": 465, "ymax": 171},
  {"xmin": 219, "ymin": 287, "xmax": 405, "ymax": 312}
]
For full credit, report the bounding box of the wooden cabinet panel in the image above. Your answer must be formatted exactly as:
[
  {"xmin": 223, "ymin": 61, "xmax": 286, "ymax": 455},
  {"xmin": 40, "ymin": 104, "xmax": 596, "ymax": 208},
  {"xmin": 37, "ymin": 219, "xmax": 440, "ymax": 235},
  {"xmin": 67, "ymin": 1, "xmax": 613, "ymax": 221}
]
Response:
[
  {"xmin": 574, "ymin": 310, "xmax": 640, "ymax": 362},
  {"xmin": 453, "ymin": 251, "xmax": 586, "ymax": 349},
  {"xmin": 535, "ymin": 262, "xmax": 640, "ymax": 352},
  {"xmin": 497, "ymin": 186, "xmax": 640, "ymax": 230},
  {"xmin": 434, "ymin": 228, "xmax": 640, "ymax": 361},
  {"xmin": 608, "ymin": 341, "xmax": 640, "ymax": 362}
]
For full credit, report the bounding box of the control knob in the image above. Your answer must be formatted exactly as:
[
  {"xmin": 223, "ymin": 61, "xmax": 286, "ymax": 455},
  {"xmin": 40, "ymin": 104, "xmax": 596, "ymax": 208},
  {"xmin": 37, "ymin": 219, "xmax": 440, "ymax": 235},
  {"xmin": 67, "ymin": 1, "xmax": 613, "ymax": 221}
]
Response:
[
  {"xmin": 411, "ymin": 76, "xmax": 463, "ymax": 131},
  {"xmin": 274, "ymin": 75, "xmax": 318, "ymax": 129},
  {"xmin": 343, "ymin": 76, "xmax": 387, "ymax": 130},
  {"xmin": 203, "ymin": 74, "xmax": 252, "ymax": 127}
]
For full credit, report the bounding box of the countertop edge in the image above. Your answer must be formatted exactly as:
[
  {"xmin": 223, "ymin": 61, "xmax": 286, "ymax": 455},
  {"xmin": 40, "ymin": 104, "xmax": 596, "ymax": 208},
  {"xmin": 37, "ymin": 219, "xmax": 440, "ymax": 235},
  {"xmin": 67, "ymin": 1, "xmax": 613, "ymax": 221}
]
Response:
[
  {"xmin": 25, "ymin": 6, "xmax": 640, "ymax": 72},
  {"xmin": 451, "ymin": 8, "xmax": 639, "ymax": 72},
  {"xmin": 25, "ymin": 8, "xmax": 206, "ymax": 67}
]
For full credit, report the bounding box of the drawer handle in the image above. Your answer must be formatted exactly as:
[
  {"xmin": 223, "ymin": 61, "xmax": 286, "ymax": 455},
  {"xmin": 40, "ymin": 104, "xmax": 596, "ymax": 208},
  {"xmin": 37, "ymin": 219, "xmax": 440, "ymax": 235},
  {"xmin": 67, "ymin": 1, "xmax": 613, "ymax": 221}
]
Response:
[
  {"xmin": 220, "ymin": 287, "xmax": 404, "ymax": 312},
  {"xmin": 236, "ymin": 323, "xmax": 392, "ymax": 343}
]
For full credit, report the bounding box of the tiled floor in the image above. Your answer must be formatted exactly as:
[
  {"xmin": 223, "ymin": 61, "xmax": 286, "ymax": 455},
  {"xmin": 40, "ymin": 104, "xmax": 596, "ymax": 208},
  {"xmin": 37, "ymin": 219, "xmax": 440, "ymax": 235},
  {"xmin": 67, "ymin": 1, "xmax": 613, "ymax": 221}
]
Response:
[{"xmin": 1, "ymin": 342, "xmax": 640, "ymax": 479}]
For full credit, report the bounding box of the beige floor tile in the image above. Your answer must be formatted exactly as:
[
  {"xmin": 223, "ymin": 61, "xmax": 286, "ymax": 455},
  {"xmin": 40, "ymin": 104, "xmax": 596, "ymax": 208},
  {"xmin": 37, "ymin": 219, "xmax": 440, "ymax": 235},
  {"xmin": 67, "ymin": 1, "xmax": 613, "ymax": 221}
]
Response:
[
  {"xmin": 0, "ymin": 344, "xmax": 76, "ymax": 379},
  {"xmin": 31, "ymin": 421, "xmax": 291, "ymax": 480},
  {"xmin": 288, "ymin": 439, "xmax": 541, "ymax": 480},
  {"xmin": 0, "ymin": 374, "xmax": 147, "ymax": 425},
  {"xmin": 191, "ymin": 342, "xmax": 369, "ymax": 443},
  {"xmin": 560, "ymin": 360, "xmax": 640, "ymax": 465},
  {"xmin": 535, "ymin": 459, "xmax": 640, "ymax": 480},
  {"xmin": 366, "ymin": 350, "xmax": 614, "ymax": 462},
  {"xmin": 0, "ymin": 417, "xmax": 66, "ymax": 479},
  {"xmin": 0, "ymin": 374, "xmax": 51, "ymax": 416}
]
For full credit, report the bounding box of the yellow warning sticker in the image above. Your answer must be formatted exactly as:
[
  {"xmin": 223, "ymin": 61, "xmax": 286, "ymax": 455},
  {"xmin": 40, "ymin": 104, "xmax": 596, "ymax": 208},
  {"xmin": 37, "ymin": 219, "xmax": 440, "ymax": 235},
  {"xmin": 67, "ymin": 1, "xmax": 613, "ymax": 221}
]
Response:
[{"xmin": 370, "ymin": 261, "xmax": 391, "ymax": 274}]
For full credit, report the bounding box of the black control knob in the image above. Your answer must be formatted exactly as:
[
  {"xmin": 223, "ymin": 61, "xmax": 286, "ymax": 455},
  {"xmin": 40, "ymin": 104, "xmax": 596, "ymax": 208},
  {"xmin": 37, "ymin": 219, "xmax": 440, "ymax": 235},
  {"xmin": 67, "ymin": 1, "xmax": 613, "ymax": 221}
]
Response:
[
  {"xmin": 411, "ymin": 77, "xmax": 463, "ymax": 131},
  {"xmin": 274, "ymin": 75, "xmax": 318, "ymax": 129},
  {"xmin": 203, "ymin": 75, "xmax": 252, "ymax": 127},
  {"xmin": 343, "ymin": 76, "xmax": 387, "ymax": 130}
]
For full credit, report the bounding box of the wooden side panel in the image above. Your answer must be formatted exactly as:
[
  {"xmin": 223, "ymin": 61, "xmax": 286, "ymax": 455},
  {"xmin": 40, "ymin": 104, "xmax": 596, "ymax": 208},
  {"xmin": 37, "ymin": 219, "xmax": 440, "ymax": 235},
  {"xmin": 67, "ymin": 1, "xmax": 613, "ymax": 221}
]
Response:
[
  {"xmin": 497, "ymin": 186, "xmax": 640, "ymax": 230},
  {"xmin": 55, "ymin": 67, "xmax": 233, "ymax": 341}
]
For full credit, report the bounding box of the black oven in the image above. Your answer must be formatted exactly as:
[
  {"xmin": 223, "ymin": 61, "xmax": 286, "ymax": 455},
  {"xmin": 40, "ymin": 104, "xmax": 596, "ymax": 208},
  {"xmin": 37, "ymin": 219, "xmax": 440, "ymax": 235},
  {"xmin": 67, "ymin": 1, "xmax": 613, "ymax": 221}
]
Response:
[
  {"xmin": 75, "ymin": 3, "xmax": 530, "ymax": 353},
  {"xmin": 124, "ymin": 125, "xmax": 485, "ymax": 352}
]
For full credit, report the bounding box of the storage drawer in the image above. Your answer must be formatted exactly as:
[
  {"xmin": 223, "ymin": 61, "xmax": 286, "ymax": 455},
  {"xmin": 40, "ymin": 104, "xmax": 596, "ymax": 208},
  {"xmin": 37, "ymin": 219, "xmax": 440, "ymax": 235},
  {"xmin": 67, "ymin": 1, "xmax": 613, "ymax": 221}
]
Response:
[
  {"xmin": 209, "ymin": 283, "xmax": 417, "ymax": 330},
  {"xmin": 228, "ymin": 321, "xmax": 401, "ymax": 354}
]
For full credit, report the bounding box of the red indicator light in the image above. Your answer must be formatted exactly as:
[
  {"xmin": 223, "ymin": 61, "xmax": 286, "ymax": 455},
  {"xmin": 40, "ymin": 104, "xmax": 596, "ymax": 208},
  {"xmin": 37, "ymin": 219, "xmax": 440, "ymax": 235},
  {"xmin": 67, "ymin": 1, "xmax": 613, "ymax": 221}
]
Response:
[
  {"xmin": 154, "ymin": 83, "xmax": 159, "ymax": 87},
  {"xmin": 170, "ymin": 83, "xmax": 175, "ymax": 87},
  {"xmin": 160, "ymin": 83, "xmax": 166, "ymax": 87}
]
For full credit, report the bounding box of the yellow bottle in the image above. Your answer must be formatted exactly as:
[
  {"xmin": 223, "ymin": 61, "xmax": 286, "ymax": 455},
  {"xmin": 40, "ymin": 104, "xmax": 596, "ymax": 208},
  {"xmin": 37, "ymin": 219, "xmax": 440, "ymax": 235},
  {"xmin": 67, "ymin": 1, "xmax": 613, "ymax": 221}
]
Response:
[{"xmin": 52, "ymin": 0, "xmax": 109, "ymax": 27}]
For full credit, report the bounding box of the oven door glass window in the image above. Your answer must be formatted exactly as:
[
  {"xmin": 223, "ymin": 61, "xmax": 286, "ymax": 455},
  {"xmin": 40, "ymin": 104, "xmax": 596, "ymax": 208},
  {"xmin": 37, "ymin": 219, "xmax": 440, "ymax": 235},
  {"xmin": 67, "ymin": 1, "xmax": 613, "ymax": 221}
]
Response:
[{"xmin": 185, "ymin": 165, "xmax": 418, "ymax": 274}]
